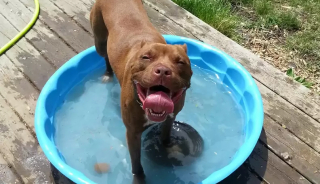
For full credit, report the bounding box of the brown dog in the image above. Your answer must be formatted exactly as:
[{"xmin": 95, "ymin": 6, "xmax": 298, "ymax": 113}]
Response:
[{"xmin": 90, "ymin": 0, "xmax": 193, "ymax": 181}]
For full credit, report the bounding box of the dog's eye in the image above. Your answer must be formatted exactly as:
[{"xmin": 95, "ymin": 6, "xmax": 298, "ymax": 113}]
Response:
[
  {"xmin": 177, "ymin": 61, "xmax": 186, "ymax": 65},
  {"xmin": 141, "ymin": 55, "xmax": 150, "ymax": 60}
]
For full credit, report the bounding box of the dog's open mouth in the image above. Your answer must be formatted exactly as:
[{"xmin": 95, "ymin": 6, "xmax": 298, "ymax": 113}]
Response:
[{"xmin": 134, "ymin": 81, "xmax": 185, "ymax": 122}]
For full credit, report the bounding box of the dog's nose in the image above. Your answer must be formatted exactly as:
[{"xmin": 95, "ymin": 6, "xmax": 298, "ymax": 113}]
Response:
[{"xmin": 154, "ymin": 66, "xmax": 172, "ymax": 76}]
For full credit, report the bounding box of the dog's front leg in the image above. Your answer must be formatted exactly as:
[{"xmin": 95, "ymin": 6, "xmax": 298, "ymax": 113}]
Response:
[
  {"xmin": 132, "ymin": 174, "xmax": 146, "ymax": 184},
  {"xmin": 126, "ymin": 130, "xmax": 145, "ymax": 178},
  {"xmin": 161, "ymin": 115, "xmax": 175, "ymax": 145}
]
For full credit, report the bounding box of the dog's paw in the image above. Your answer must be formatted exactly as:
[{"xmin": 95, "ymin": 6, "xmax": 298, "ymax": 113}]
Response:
[{"xmin": 102, "ymin": 75, "xmax": 112, "ymax": 83}]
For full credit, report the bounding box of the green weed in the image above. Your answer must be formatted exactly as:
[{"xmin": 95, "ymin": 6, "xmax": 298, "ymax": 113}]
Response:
[{"xmin": 286, "ymin": 68, "xmax": 313, "ymax": 88}]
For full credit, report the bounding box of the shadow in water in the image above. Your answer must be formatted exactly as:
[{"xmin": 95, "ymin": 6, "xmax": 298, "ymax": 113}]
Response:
[
  {"xmin": 50, "ymin": 129, "xmax": 268, "ymax": 184},
  {"xmin": 218, "ymin": 128, "xmax": 268, "ymax": 184},
  {"xmin": 50, "ymin": 163, "xmax": 75, "ymax": 184}
]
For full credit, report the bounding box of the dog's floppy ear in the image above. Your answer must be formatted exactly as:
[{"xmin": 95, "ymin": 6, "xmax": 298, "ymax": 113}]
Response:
[{"xmin": 181, "ymin": 43, "xmax": 187, "ymax": 53}]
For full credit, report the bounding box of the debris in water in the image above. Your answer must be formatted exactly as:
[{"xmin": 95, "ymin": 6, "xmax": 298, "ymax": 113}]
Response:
[{"xmin": 94, "ymin": 163, "xmax": 110, "ymax": 174}]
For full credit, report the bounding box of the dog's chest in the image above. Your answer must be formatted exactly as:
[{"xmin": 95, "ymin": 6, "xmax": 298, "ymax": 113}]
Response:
[
  {"xmin": 143, "ymin": 117, "xmax": 157, "ymax": 127},
  {"xmin": 143, "ymin": 113, "xmax": 174, "ymax": 127}
]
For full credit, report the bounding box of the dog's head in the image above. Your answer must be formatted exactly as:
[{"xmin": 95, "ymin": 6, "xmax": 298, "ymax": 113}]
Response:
[{"xmin": 130, "ymin": 41, "xmax": 193, "ymax": 123}]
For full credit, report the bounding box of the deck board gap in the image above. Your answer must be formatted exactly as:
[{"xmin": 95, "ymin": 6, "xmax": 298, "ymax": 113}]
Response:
[{"xmin": 265, "ymin": 113, "xmax": 320, "ymax": 155}]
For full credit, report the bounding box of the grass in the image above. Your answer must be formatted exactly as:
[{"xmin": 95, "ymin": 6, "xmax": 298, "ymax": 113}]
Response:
[
  {"xmin": 173, "ymin": 0, "xmax": 320, "ymax": 93},
  {"xmin": 172, "ymin": 0, "xmax": 239, "ymax": 39}
]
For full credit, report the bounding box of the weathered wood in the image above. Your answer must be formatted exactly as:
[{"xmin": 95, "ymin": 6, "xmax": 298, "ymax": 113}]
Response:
[
  {"xmin": 0, "ymin": 0, "xmax": 76, "ymax": 69},
  {"xmin": 44, "ymin": 0, "xmax": 93, "ymax": 34},
  {"xmin": 145, "ymin": 7, "xmax": 198, "ymax": 39},
  {"xmin": 78, "ymin": 0, "xmax": 94, "ymax": 7},
  {"xmin": 0, "ymin": 47, "xmax": 39, "ymax": 131},
  {"xmin": 263, "ymin": 115, "xmax": 320, "ymax": 183},
  {"xmin": 50, "ymin": 0, "xmax": 199, "ymax": 39},
  {"xmin": 256, "ymin": 81, "xmax": 320, "ymax": 152},
  {"xmin": 0, "ymin": 155, "xmax": 22, "ymax": 184},
  {"xmin": 0, "ymin": 94, "xmax": 52, "ymax": 183},
  {"xmin": 0, "ymin": 14, "xmax": 56, "ymax": 90},
  {"xmin": 143, "ymin": 0, "xmax": 320, "ymax": 124},
  {"xmin": 18, "ymin": 0, "xmax": 93, "ymax": 53},
  {"xmin": 250, "ymin": 142, "xmax": 310, "ymax": 184}
]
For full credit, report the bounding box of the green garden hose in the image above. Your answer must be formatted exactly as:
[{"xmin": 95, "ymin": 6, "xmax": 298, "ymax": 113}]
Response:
[{"xmin": 0, "ymin": 0, "xmax": 40, "ymax": 55}]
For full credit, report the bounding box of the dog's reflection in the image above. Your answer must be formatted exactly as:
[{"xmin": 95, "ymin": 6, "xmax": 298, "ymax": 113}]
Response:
[{"xmin": 134, "ymin": 121, "xmax": 204, "ymax": 184}]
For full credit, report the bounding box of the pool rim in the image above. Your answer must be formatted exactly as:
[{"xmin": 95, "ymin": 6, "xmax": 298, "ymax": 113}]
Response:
[{"xmin": 35, "ymin": 34, "xmax": 264, "ymax": 184}]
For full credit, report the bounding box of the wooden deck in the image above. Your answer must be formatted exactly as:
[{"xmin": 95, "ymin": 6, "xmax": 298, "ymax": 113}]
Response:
[{"xmin": 0, "ymin": 0, "xmax": 320, "ymax": 183}]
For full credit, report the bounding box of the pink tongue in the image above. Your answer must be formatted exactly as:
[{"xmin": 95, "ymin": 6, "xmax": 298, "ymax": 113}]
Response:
[{"xmin": 143, "ymin": 91, "xmax": 174, "ymax": 113}]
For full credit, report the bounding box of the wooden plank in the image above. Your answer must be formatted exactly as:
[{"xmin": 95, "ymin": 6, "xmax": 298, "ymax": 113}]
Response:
[
  {"xmin": 263, "ymin": 115, "xmax": 320, "ymax": 183},
  {"xmin": 256, "ymin": 81, "xmax": 320, "ymax": 152},
  {"xmin": 0, "ymin": 13, "xmax": 56, "ymax": 90},
  {"xmin": 0, "ymin": 0, "xmax": 76, "ymax": 69},
  {"xmin": 143, "ymin": 0, "xmax": 320, "ymax": 124},
  {"xmin": 145, "ymin": 7, "xmax": 198, "ymax": 38},
  {"xmin": 77, "ymin": 0, "xmax": 94, "ymax": 6},
  {"xmin": 0, "ymin": 42, "xmax": 40, "ymax": 131},
  {"xmin": 17, "ymin": 0, "xmax": 93, "ymax": 53},
  {"xmin": 0, "ymin": 13, "xmax": 56, "ymax": 131},
  {"xmin": 0, "ymin": 91, "xmax": 52, "ymax": 183},
  {"xmin": 0, "ymin": 53, "xmax": 66, "ymax": 184},
  {"xmin": 0, "ymin": 155, "xmax": 22, "ymax": 184},
  {"xmin": 249, "ymin": 142, "xmax": 310, "ymax": 184},
  {"xmin": 40, "ymin": 0, "xmax": 198, "ymax": 40},
  {"xmin": 45, "ymin": 0, "xmax": 93, "ymax": 34}
]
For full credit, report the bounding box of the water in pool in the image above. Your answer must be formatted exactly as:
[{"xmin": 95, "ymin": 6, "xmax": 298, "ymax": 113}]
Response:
[{"xmin": 54, "ymin": 64, "xmax": 245, "ymax": 184}]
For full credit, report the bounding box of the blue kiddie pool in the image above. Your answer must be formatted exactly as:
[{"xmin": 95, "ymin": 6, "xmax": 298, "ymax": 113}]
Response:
[{"xmin": 35, "ymin": 35, "xmax": 264, "ymax": 184}]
